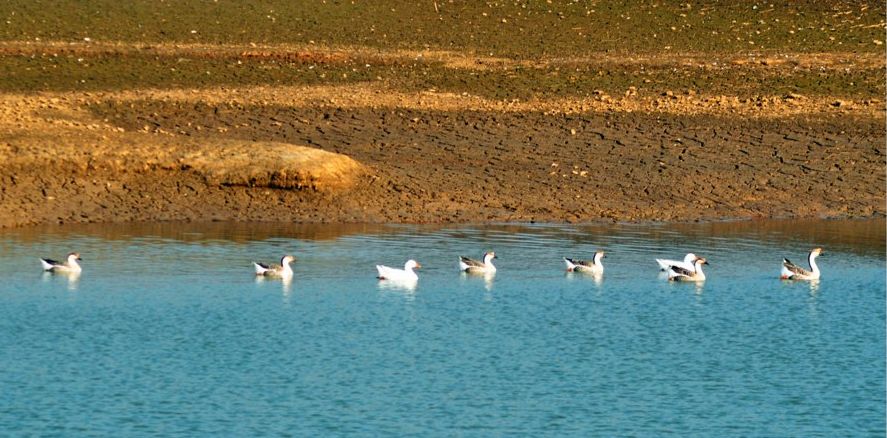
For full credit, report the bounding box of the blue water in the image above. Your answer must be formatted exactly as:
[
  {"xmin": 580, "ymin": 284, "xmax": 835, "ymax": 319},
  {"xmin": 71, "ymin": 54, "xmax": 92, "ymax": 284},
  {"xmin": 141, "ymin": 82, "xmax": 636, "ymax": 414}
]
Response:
[{"xmin": 0, "ymin": 220, "xmax": 883, "ymax": 436}]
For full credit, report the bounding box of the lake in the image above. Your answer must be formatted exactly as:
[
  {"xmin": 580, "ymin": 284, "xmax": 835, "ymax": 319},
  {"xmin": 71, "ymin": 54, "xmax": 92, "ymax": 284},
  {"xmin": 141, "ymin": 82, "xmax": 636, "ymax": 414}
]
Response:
[{"xmin": 0, "ymin": 219, "xmax": 883, "ymax": 436}]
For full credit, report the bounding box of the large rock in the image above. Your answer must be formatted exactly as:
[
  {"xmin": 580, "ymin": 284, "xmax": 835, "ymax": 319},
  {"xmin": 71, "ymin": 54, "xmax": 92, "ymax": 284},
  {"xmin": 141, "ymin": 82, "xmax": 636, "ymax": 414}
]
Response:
[{"xmin": 181, "ymin": 141, "xmax": 365, "ymax": 192}]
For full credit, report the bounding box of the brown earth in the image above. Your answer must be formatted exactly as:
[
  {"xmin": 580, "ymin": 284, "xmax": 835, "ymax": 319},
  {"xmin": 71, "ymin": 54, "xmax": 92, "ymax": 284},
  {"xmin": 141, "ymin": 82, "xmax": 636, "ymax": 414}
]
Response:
[{"xmin": 0, "ymin": 43, "xmax": 884, "ymax": 227}]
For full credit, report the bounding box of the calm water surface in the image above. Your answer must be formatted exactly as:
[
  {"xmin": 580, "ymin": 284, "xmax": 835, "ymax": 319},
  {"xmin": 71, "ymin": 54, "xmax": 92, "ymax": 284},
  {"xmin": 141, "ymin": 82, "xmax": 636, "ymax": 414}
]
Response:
[{"xmin": 0, "ymin": 220, "xmax": 884, "ymax": 436}]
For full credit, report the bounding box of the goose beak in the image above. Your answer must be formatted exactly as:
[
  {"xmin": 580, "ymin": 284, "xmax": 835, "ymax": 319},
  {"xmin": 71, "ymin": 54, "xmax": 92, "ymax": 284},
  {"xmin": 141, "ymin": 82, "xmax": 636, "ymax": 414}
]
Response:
[{"xmin": 415, "ymin": 263, "xmax": 422, "ymax": 269}]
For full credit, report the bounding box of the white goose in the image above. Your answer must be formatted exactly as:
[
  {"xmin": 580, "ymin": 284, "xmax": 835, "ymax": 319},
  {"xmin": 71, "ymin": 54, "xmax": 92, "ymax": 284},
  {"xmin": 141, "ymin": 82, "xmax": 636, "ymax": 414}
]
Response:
[
  {"xmin": 563, "ymin": 250, "xmax": 605, "ymax": 275},
  {"xmin": 459, "ymin": 252, "xmax": 497, "ymax": 274},
  {"xmin": 781, "ymin": 248, "xmax": 823, "ymax": 280},
  {"xmin": 376, "ymin": 259, "xmax": 421, "ymax": 282},
  {"xmin": 253, "ymin": 255, "xmax": 296, "ymax": 278},
  {"xmin": 668, "ymin": 256, "xmax": 708, "ymax": 282},
  {"xmin": 40, "ymin": 252, "xmax": 82, "ymax": 273},
  {"xmin": 656, "ymin": 253, "xmax": 697, "ymax": 271}
]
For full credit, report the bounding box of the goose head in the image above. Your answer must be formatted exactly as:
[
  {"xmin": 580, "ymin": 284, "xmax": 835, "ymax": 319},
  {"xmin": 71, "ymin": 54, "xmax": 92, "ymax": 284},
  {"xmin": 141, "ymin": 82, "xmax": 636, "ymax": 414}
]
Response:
[
  {"xmin": 405, "ymin": 259, "xmax": 422, "ymax": 270},
  {"xmin": 683, "ymin": 253, "xmax": 697, "ymax": 264},
  {"xmin": 483, "ymin": 252, "xmax": 497, "ymax": 264},
  {"xmin": 594, "ymin": 250, "xmax": 605, "ymax": 264},
  {"xmin": 281, "ymin": 255, "xmax": 296, "ymax": 265},
  {"xmin": 67, "ymin": 252, "xmax": 82, "ymax": 263}
]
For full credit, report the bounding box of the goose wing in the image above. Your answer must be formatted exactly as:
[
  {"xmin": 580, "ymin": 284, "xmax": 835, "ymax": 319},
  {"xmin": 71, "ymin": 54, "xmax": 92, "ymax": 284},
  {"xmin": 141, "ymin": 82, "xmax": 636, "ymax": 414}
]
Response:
[
  {"xmin": 459, "ymin": 256, "xmax": 485, "ymax": 268},
  {"xmin": 782, "ymin": 258, "xmax": 812, "ymax": 276},
  {"xmin": 253, "ymin": 262, "xmax": 273, "ymax": 274},
  {"xmin": 376, "ymin": 264, "xmax": 397, "ymax": 279},
  {"xmin": 40, "ymin": 258, "xmax": 61, "ymax": 270},
  {"xmin": 566, "ymin": 258, "xmax": 595, "ymax": 267},
  {"xmin": 656, "ymin": 258, "xmax": 679, "ymax": 270},
  {"xmin": 668, "ymin": 265, "xmax": 695, "ymax": 277},
  {"xmin": 563, "ymin": 257, "xmax": 577, "ymax": 270},
  {"xmin": 657, "ymin": 258, "xmax": 694, "ymax": 271}
]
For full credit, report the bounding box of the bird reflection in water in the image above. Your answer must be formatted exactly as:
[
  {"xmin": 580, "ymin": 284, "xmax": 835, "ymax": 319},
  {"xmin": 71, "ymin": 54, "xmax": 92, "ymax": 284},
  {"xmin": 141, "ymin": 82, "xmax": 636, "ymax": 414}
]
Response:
[
  {"xmin": 42, "ymin": 270, "xmax": 80, "ymax": 291},
  {"xmin": 565, "ymin": 270, "xmax": 603, "ymax": 288},
  {"xmin": 377, "ymin": 278, "xmax": 418, "ymax": 294},
  {"xmin": 461, "ymin": 271, "xmax": 496, "ymax": 294},
  {"xmin": 255, "ymin": 274, "xmax": 293, "ymax": 299}
]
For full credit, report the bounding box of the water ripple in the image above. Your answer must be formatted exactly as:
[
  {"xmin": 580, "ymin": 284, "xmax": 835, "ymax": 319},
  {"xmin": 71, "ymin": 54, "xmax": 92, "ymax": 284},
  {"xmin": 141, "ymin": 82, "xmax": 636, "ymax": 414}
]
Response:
[{"xmin": 0, "ymin": 220, "xmax": 883, "ymax": 436}]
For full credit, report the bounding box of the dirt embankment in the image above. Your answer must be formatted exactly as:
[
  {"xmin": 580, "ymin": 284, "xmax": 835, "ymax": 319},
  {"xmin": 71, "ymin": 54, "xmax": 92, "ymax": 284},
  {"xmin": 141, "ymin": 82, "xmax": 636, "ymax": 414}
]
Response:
[
  {"xmin": 0, "ymin": 42, "xmax": 883, "ymax": 227},
  {"xmin": 0, "ymin": 89, "xmax": 883, "ymax": 227},
  {"xmin": 91, "ymin": 89, "xmax": 883, "ymax": 223}
]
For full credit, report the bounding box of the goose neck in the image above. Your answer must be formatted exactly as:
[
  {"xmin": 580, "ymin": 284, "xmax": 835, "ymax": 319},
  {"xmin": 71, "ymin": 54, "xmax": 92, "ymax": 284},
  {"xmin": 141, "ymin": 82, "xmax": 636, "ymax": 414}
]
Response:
[{"xmin": 809, "ymin": 252, "xmax": 820, "ymax": 274}]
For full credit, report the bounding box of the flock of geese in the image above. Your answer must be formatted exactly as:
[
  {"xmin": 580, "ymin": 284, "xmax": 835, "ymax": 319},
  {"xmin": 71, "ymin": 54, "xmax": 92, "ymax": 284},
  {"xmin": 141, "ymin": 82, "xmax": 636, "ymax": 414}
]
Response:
[{"xmin": 39, "ymin": 248, "xmax": 825, "ymax": 284}]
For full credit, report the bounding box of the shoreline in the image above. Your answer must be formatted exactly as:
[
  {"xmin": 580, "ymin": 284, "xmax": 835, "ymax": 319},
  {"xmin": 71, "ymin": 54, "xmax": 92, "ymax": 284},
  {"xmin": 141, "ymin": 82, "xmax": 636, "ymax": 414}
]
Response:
[{"xmin": 7, "ymin": 217, "xmax": 884, "ymax": 258}]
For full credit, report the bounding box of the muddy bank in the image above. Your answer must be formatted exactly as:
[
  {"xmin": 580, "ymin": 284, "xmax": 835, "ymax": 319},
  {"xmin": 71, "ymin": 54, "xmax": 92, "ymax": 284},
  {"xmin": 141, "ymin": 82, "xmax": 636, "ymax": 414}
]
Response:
[
  {"xmin": 0, "ymin": 28, "xmax": 883, "ymax": 229},
  {"xmin": 0, "ymin": 99, "xmax": 370, "ymax": 227},
  {"xmin": 0, "ymin": 163, "xmax": 379, "ymax": 227},
  {"xmin": 94, "ymin": 101, "xmax": 885, "ymax": 223},
  {"xmin": 0, "ymin": 87, "xmax": 882, "ymax": 228}
]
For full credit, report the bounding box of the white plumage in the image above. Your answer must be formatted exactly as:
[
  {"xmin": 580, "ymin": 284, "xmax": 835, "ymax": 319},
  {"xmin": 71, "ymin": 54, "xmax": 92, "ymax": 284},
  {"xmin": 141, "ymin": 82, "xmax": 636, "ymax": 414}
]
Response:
[
  {"xmin": 376, "ymin": 259, "xmax": 421, "ymax": 282},
  {"xmin": 781, "ymin": 248, "xmax": 823, "ymax": 280},
  {"xmin": 40, "ymin": 252, "xmax": 82, "ymax": 273},
  {"xmin": 253, "ymin": 255, "xmax": 296, "ymax": 278},
  {"xmin": 563, "ymin": 250, "xmax": 605, "ymax": 275},
  {"xmin": 656, "ymin": 253, "xmax": 697, "ymax": 271},
  {"xmin": 667, "ymin": 257, "xmax": 708, "ymax": 282},
  {"xmin": 459, "ymin": 252, "xmax": 497, "ymax": 274}
]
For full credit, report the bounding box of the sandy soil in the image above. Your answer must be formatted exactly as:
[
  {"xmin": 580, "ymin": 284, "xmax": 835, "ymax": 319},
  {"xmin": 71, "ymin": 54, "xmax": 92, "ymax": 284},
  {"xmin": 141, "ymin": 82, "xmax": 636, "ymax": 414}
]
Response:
[
  {"xmin": 0, "ymin": 79, "xmax": 883, "ymax": 227},
  {"xmin": 0, "ymin": 37, "xmax": 883, "ymax": 228}
]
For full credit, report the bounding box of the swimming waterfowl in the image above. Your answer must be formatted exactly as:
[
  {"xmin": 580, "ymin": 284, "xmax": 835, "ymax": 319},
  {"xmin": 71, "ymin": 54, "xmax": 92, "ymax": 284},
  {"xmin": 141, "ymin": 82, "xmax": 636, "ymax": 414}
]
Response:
[
  {"xmin": 40, "ymin": 252, "xmax": 82, "ymax": 273},
  {"xmin": 376, "ymin": 259, "xmax": 421, "ymax": 282},
  {"xmin": 253, "ymin": 255, "xmax": 296, "ymax": 278},
  {"xmin": 564, "ymin": 251, "xmax": 605, "ymax": 275},
  {"xmin": 656, "ymin": 253, "xmax": 697, "ymax": 271},
  {"xmin": 781, "ymin": 248, "xmax": 823, "ymax": 280},
  {"xmin": 459, "ymin": 252, "xmax": 497, "ymax": 274},
  {"xmin": 668, "ymin": 257, "xmax": 708, "ymax": 282}
]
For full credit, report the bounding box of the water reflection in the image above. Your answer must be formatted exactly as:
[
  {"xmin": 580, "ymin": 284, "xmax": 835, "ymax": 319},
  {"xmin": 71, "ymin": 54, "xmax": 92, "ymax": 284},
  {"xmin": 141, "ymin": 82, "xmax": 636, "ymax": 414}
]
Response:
[
  {"xmin": 6, "ymin": 221, "xmax": 396, "ymax": 245},
  {"xmin": 41, "ymin": 271, "xmax": 80, "ymax": 291},
  {"xmin": 693, "ymin": 281, "xmax": 705, "ymax": 297},
  {"xmin": 254, "ymin": 275, "xmax": 293, "ymax": 297},
  {"xmin": 6, "ymin": 219, "xmax": 882, "ymax": 257},
  {"xmin": 665, "ymin": 277, "xmax": 705, "ymax": 296},
  {"xmin": 807, "ymin": 280, "xmax": 821, "ymax": 316},
  {"xmin": 377, "ymin": 278, "xmax": 418, "ymax": 294},
  {"xmin": 461, "ymin": 271, "xmax": 496, "ymax": 292},
  {"xmin": 780, "ymin": 278, "xmax": 820, "ymax": 293},
  {"xmin": 807, "ymin": 279, "xmax": 821, "ymax": 294},
  {"xmin": 565, "ymin": 271, "xmax": 603, "ymax": 287}
]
